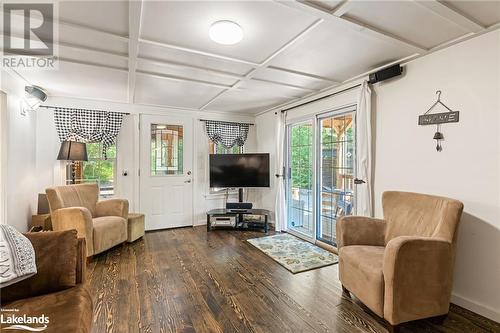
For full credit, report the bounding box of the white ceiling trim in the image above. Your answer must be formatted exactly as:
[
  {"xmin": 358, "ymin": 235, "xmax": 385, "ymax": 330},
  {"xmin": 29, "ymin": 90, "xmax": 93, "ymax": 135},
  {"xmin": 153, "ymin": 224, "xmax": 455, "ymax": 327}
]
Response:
[
  {"xmin": 251, "ymin": 78, "xmax": 316, "ymax": 92},
  {"xmin": 139, "ymin": 38, "xmax": 260, "ymax": 67},
  {"xmin": 138, "ymin": 56, "xmax": 244, "ymax": 80},
  {"xmin": 128, "ymin": 0, "xmax": 143, "ymax": 103},
  {"xmin": 199, "ymin": 18, "xmax": 324, "ymax": 110},
  {"xmin": 276, "ymin": 0, "xmax": 428, "ymax": 54},
  {"xmin": 136, "ymin": 70, "xmax": 234, "ymax": 90},
  {"xmin": 330, "ymin": 0, "xmax": 353, "ymax": 17},
  {"xmin": 267, "ymin": 66, "xmax": 339, "ymax": 83},
  {"xmin": 414, "ymin": 0, "xmax": 485, "ymax": 33},
  {"xmin": 57, "ymin": 57, "xmax": 128, "ymax": 72}
]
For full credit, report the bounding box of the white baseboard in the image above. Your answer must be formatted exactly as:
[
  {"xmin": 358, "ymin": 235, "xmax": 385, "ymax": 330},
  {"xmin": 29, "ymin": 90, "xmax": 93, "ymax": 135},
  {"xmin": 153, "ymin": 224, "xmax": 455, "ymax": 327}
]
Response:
[
  {"xmin": 451, "ymin": 293, "xmax": 500, "ymax": 323},
  {"xmin": 194, "ymin": 220, "xmax": 207, "ymax": 226}
]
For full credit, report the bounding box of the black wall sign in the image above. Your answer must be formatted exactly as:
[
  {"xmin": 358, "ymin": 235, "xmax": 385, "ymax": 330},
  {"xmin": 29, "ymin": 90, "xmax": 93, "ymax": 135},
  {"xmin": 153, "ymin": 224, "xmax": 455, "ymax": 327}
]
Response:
[{"xmin": 418, "ymin": 111, "xmax": 459, "ymax": 126}]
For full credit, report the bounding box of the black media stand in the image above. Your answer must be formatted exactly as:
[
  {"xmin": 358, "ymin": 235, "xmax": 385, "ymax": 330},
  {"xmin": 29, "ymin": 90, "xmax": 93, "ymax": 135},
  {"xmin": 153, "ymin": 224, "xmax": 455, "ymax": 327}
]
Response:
[{"xmin": 206, "ymin": 208, "xmax": 271, "ymax": 233}]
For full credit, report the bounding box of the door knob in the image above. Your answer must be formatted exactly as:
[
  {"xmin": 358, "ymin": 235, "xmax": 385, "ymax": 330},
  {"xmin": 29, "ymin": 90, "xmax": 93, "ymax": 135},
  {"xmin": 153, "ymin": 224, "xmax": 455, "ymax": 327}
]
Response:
[
  {"xmin": 184, "ymin": 179, "xmax": 191, "ymax": 183},
  {"xmin": 354, "ymin": 178, "xmax": 366, "ymax": 185}
]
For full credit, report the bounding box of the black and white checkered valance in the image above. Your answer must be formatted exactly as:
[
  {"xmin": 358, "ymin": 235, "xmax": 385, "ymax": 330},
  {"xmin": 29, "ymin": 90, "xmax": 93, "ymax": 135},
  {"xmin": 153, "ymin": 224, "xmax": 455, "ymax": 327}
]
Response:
[
  {"xmin": 204, "ymin": 120, "xmax": 249, "ymax": 148},
  {"xmin": 54, "ymin": 107, "xmax": 124, "ymax": 159}
]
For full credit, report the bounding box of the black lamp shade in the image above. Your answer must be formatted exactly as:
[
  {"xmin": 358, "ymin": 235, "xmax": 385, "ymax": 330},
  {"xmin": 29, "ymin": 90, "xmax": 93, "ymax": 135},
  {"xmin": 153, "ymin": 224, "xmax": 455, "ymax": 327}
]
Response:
[{"xmin": 57, "ymin": 141, "xmax": 88, "ymax": 161}]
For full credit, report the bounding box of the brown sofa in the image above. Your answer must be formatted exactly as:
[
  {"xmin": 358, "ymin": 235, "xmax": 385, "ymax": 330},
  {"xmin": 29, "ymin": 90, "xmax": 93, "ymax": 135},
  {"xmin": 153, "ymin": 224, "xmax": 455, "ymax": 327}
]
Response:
[
  {"xmin": 337, "ymin": 191, "xmax": 463, "ymax": 331},
  {"xmin": 46, "ymin": 183, "xmax": 128, "ymax": 257},
  {"xmin": 1, "ymin": 230, "xmax": 92, "ymax": 333}
]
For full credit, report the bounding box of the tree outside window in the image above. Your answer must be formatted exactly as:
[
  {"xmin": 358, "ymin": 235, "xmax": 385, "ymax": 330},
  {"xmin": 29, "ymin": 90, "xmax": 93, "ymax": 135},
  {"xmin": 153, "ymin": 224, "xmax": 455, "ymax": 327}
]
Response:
[{"xmin": 66, "ymin": 142, "xmax": 116, "ymax": 197}]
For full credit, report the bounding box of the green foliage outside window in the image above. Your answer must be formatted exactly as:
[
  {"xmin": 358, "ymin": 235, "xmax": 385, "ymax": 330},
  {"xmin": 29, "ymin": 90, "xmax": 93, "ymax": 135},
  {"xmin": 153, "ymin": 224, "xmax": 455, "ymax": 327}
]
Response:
[
  {"xmin": 82, "ymin": 143, "xmax": 116, "ymax": 195},
  {"xmin": 290, "ymin": 125, "xmax": 313, "ymax": 190}
]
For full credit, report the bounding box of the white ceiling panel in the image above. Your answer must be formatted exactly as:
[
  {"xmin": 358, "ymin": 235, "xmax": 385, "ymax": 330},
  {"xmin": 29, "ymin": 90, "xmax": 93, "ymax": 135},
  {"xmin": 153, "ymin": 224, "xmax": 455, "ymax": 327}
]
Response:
[
  {"xmin": 344, "ymin": 1, "xmax": 469, "ymax": 49},
  {"xmin": 443, "ymin": 1, "xmax": 500, "ymax": 27},
  {"xmin": 269, "ymin": 19, "xmax": 412, "ymax": 82},
  {"xmin": 240, "ymin": 80, "xmax": 305, "ymax": 99},
  {"xmin": 134, "ymin": 75, "xmax": 224, "ymax": 109},
  {"xmin": 138, "ymin": 42, "xmax": 253, "ymax": 76},
  {"xmin": 208, "ymin": 89, "xmax": 289, "ymax": 114},
  {"xmin": 17, "ymin": 62, "xmax": 128, "ymax": 101},
  {"xmin": 253, "ymin": 67, "xmax": 332, "ymax": 91},
  {"xmin": 140, "ymin": 1, "xmax": 318, "ymax": 63},
  {"xmin": 58, "ymin": 1, "xmax": 129, "ymax": 36},
  {"xmin": 136, "ymin": 58, "xmax": 238, "ymax": 87}
]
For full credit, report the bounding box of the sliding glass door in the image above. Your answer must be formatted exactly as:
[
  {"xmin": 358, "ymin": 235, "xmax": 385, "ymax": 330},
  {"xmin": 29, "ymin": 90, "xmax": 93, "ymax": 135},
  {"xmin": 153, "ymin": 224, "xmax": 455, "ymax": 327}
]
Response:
[
  {"xmin": 285, "ymin": 106, "xmax": 356, "ymax": 246},
  {"xmin": 317, "ymin": 110, "xmax": 355, "ymax": 245},
  {"xmin": 286, "ymin": 121, "xmax": 315, "ymax": 239}
]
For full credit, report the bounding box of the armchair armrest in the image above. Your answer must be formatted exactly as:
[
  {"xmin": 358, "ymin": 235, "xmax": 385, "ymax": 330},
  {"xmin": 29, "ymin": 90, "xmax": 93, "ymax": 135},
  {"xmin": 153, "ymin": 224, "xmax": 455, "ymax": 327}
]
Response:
[
  {"xmin": 51, "ymin": 207, "xmax": 93, "ymax": 256},
  {"xmin": 383, "ymin": 236, "xmax": 453, "ymax": 324},
  {"xmin": 96, "ymin": 199, "xmax": 129, "ymax": 219},
  {"xmin": 1, "ymin": 230, "xmax": 86, "ymax": 304},
  {"xmin": 336, "ymin": 216, "xmax": 386, "ymax": 249}
]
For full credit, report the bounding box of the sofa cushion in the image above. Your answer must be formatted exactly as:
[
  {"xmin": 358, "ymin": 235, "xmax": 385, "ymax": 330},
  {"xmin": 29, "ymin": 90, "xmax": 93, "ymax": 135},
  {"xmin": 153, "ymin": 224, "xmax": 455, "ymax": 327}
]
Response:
[
  {"xmin": 1, "ymin": 284, "xmax": 92, "ymax": 333},
  {"xmin": 339, "ymin": 245, "xmax": 385, "ymax": 316},
  {"xmin": 92, "ymin": 216, "xmax": 127, "ymax": 254},
  {"xmin": 1, "ymin": 231, "xmax": 78, "ymax": 304}
]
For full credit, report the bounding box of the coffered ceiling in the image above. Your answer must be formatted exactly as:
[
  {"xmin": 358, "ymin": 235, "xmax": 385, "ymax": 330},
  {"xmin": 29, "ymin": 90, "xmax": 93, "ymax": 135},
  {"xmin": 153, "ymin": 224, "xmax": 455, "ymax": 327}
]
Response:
[{"xmin": 2, "ymin": 0, "xmax": 500, "ymax": 114}]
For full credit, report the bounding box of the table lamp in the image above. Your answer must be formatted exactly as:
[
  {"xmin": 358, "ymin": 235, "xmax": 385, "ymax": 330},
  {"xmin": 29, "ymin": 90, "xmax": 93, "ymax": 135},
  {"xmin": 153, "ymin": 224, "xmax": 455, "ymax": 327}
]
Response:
[{"xmin": 57, "ymin": 141, "xmax": 88, "ymax": 184}]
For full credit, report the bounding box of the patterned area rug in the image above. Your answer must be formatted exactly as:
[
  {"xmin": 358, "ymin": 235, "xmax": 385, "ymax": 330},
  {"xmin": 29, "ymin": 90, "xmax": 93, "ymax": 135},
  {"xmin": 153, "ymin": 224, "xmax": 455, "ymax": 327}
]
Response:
[{"xmin": 247, "ymin": 233, "xmax": 338, "ymax": 273}]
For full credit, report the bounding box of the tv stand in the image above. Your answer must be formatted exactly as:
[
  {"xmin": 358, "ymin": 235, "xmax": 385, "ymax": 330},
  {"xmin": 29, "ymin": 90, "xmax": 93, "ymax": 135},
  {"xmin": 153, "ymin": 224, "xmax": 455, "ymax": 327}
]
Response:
[{"xmin": 206, "ymin": 208, "xmax": 271, "ymax": 233}]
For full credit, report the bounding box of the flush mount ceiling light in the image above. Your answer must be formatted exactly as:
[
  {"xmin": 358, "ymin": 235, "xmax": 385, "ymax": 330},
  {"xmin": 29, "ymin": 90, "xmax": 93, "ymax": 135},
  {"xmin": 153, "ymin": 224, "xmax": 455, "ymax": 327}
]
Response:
[{"xmin": 209, "ymin": 20, "xmax": 243, "ymax": 45}]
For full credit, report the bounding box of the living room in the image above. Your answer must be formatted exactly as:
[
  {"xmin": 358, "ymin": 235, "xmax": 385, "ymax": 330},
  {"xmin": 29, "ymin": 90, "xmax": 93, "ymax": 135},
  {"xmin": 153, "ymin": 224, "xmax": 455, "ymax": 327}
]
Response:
[{"xmin": 1, "ymin": 1, "xmax": 499, "ymax": 332}]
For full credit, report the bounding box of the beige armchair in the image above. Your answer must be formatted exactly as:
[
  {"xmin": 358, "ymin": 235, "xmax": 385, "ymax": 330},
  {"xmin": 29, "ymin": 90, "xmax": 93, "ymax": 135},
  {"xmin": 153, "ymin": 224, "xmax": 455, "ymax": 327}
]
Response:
[
  {"xmin": 46, "ymin": 183, "xmax": 129, "ymax": 257},
  {"xmin": 337, "ymin": 191, "xmax": 463, "ymax": 331}
]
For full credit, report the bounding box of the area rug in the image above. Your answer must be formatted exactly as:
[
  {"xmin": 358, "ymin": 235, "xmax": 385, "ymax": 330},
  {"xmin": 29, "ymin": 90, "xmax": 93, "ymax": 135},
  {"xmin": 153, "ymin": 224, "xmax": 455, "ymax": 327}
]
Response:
[{"xmin": 247, "ymin": 233, "xmax": 338, "ymax": 273}]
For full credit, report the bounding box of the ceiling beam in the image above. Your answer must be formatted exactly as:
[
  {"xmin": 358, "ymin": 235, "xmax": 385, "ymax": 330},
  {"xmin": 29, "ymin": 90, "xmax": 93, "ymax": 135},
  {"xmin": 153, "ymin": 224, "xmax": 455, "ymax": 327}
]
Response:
[
  {"xmin": 128, "ymin": 0, "xmax": 143, "ymax": 103},
  {"xmin": 0, "ymin": 31, "xmax": 129, "ymax": 60},
  {"xmin": 414, "ymin": 1, "xmax": 485, "ymax": 33},
  {"xmin": 267, "ymin": 66, "xmax": 340, "ymax": 83},
  {"xmin": 139, "ymin": 38, "xmax": 260, "ymax": 67},
  {"xmin": 276, "ymin": 0, "xmax": 427, "ymax": 54},
  {"xmin": 330, "ymin": 0, "xmax": 353, "ymax": 17},
  {"xmin": 136, "ymin": 70, "xmax": 233, "ymax": 89},
  {"xmin": 56, "ymin": 57, "xmax": 128, "ymax": 72}
]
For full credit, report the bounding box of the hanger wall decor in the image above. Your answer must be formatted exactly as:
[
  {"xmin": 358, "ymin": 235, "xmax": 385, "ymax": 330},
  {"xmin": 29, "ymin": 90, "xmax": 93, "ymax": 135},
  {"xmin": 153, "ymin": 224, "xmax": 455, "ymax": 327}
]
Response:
[{"xmin": 418, "ymin": 90, "xmax": 460, "ymax": 152}]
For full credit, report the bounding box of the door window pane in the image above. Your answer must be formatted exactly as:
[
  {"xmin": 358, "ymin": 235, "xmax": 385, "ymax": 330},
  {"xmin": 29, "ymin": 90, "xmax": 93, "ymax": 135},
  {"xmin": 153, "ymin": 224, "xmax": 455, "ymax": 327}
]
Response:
[
  {"xmin": 287, "ymin": 122, "xmax": 314, "ymax": 237},
  {"xmin": 318, "ymin": 113, "xmax": 355, "ymax": 245},
  {"xmin": 151, "ymin": 124, "xmax": 183, "ymax": 175}
]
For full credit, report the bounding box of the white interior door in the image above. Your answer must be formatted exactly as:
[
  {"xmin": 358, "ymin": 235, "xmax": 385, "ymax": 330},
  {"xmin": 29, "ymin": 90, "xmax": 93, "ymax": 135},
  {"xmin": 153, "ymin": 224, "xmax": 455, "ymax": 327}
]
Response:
[{"xmin": 140, "ymin": 114, "xmax": 193, "ymax": 230}]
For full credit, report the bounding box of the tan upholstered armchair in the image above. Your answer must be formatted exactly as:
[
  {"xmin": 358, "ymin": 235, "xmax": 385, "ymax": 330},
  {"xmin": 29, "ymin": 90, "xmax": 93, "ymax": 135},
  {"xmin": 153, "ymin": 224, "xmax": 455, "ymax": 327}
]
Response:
[
  {"xmin": 337, "ymin": 191, "xmax": 463, "ymax": 331},
  {"xmin": 46, "ymin": 183, "xmax": 129, "ymax": 257}
]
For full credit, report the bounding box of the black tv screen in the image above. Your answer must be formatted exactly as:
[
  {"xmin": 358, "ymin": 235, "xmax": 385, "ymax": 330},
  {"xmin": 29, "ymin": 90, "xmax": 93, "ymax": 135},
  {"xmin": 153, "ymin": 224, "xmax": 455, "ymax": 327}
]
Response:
[{"xmin": 209, "ymin": 153, "xmax": 270, "ymax": 188}]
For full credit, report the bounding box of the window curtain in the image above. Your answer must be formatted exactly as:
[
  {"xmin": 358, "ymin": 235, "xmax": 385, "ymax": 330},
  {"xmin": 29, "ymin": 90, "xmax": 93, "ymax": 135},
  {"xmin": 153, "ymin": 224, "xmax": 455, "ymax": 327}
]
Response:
[
  {"xmin": 204, "ymin": 120, "xmax": 249, "ymax": 148},
  {"xmin": 274, "ymin": 111, "xmax": 287, "ymax": 231},
  {"xmin": 54, "ymin": 108, "xmax": 124, "ymax": 159},
  {"xmin": 356, "ymin": 81, "xmax": 373, "ymax": 216}
]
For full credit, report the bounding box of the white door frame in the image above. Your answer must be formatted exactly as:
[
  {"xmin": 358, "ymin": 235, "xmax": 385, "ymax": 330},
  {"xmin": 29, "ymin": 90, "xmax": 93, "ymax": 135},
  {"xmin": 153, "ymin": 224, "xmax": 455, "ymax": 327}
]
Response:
[{"xmin": 139, "ymin": 113, "xmax": 195, "ymax": 230}]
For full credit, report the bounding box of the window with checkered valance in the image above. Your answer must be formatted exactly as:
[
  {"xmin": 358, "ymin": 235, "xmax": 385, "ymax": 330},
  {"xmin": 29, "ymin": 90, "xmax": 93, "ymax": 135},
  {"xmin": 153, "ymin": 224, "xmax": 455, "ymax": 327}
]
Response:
[{"xmin": 204, "ymin": 120, "xmax": 250, "ymax": 148}]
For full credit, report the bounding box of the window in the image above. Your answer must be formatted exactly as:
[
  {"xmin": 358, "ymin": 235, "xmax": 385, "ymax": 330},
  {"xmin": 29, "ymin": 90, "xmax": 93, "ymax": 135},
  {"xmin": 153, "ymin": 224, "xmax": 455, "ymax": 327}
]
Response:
[
  {"xmin": 208, "ymin": 140, "xmax": 243, "ymax": 154},
  {"xmin": 150, "ymin": 124, "xmax": 183, "ymax": 175},
  {"xmin": 65, "ymin": 142, "xmax": 117, "ymax": 198}
]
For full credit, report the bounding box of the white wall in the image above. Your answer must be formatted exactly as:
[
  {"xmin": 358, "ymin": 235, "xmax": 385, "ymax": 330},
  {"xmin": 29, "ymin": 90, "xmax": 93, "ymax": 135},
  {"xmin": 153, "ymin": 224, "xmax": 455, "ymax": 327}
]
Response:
[
  {"xmin": 255, "ymin": 30, "xmax": 500, "ymax": 321},
  {"xmin": 0, "ymin": 70, "xmax": 37, "ymax": 231},
  {"xmin": 372, "ymin": 30, "xmax": 500, "ymax": 322},
  {"xmin": 34, "ymin": 96, "xmax": 257, "ymax": 226}
]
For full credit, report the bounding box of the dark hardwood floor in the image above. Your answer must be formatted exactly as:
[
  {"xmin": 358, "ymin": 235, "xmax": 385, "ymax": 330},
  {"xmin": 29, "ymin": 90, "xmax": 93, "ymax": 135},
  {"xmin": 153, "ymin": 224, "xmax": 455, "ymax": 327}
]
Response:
[{"xmin": 86, "ymin": 226, "xmax": 500, "ymax": 333}]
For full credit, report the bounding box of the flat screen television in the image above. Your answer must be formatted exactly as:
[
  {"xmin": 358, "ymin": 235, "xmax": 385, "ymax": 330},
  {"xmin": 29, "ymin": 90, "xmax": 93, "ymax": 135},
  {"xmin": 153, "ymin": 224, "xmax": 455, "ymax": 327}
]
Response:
[{"xmin": 209, "ymin": 153, "xmax": 270, "ymax": 188}]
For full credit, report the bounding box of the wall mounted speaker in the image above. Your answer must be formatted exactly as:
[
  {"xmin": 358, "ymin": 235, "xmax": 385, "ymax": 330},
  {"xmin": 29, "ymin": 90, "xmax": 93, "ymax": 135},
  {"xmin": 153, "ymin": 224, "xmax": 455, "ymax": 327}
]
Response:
[{"xmin": 368, "ymin": 64, "xmax": 403, "ymax": 84}]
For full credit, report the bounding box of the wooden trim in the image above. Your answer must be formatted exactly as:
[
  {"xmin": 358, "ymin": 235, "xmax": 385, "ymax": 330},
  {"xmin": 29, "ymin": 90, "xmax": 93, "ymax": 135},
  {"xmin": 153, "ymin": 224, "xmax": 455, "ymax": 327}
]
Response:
[{"xmin": 315, "ymin": 239, "xmax": 338, "ymax": 255}]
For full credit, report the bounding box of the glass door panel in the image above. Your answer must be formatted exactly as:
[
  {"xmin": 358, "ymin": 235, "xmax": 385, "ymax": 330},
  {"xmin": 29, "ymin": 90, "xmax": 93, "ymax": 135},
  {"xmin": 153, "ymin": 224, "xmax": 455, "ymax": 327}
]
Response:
[
  {"xmin": 318, "ymin": 112, "xmax": 355, "ymax": 245},
  {"xmin": 287, "ymin": 121, "xmax": 314, "ymax": 238}
]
